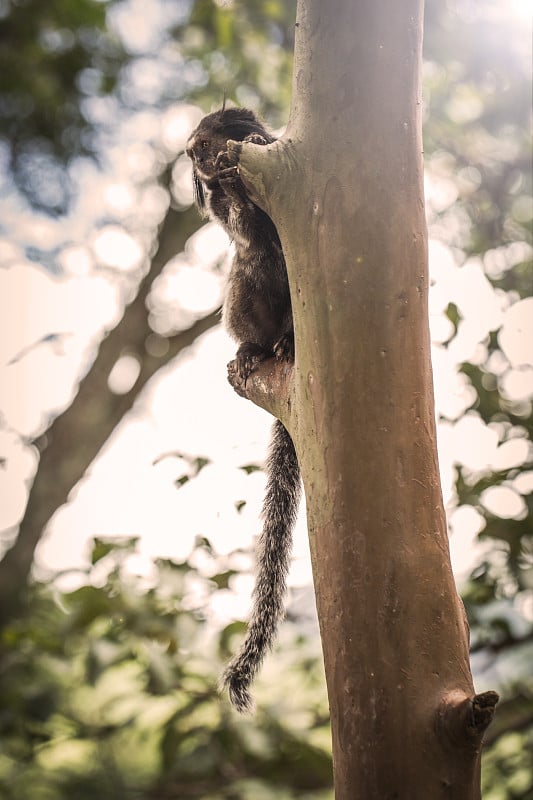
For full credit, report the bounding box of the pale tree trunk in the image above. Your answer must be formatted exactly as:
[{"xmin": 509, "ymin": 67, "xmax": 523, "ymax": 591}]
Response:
[{"xmin": 228, "ymin": 0, "xmax": 498, "ymax": 796}]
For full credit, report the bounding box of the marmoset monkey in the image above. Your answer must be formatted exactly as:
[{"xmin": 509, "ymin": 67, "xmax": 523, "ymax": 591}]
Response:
[{"xmin": 186, "ymin": 107, "xmax": 300, "ymax": 712}]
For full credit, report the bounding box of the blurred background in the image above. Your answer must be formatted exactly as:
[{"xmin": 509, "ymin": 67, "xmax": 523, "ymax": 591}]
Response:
[{"xmin": 0, "ymin": 0, "xmax": 531, "ymax": 798}]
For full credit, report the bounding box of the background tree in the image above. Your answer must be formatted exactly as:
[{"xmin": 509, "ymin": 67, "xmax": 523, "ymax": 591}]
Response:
[
  {"xmin": 0, "ymin": 0, "xmax": 531, "ymax": 798},
  {"xmin": 0, "ymin": 0, "xmax": 295, "ymax": 621}
]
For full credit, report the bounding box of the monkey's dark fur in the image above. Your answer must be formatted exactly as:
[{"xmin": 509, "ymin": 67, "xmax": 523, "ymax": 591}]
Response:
[{"xmin": 186, "ymin": 108, "xmax": 301, "ymax": 712}]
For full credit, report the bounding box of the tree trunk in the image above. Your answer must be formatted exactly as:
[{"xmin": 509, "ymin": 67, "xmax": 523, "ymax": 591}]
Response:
[{"xmin": 228, "ymin": 0, "xmax": 498, "ymax": 796}]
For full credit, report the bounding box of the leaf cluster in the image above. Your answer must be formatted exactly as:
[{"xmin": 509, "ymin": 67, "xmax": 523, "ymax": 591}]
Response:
[{"xmin": 0, "ymin": 538, "xmax": 332, "ymax": 800}]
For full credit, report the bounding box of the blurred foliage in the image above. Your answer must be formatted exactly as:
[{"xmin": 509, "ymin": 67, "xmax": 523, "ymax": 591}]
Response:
[
  {"xmin": 0, "ymin": 0, "xmax": 294, "ymax": 210},
  {"xmin": 0, "ymin": 539, "xmax": 332, "ymax": 800},
  {"xmin": 482, "ymin": 730, "xmax": 533, "ymax": 800},
  {"xmin": 179, "ymin": 0, "xmax": 295, "ymax": 125},
  {"xmin": 0, "ymin": 0, "xmax": 531, "ymax": 797},
  {"xmin": 0, "ymin": 0, "xmax": 126, "ymax": 210},
  {"xmin": 423, "ymin": 9, "xmax": 533, "ymax": 797},
  {"xmin": 424, "ymin": 1, "xmax": 532, "ymax": 252}
]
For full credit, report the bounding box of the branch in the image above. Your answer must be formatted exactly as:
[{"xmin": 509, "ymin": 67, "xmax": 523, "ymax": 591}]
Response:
[
  {"xmin": 470, "ymin": 629, "xmax": 533, "ymax": 654},
  {"xmin": 226, "ymin": 138, "xmax": 293, "ymax": 222},
  {"xmin": 0, "ymin": 203, "xmax": 218, "ymax": 628},
  {"xmin": 227, "ymin": 356, "xmax": 295, "ymax": 430}
]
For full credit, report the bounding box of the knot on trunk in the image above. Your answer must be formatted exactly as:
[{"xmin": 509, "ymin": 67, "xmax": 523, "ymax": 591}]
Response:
[{"xmin": 437, "ymin": 689, "xmax": 500, "ymax": 749}]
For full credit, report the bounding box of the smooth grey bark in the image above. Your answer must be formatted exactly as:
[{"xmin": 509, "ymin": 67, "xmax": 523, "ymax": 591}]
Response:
[{"xmin": 228, "ymin": 0, "xmax": 498, "ymax": 797}]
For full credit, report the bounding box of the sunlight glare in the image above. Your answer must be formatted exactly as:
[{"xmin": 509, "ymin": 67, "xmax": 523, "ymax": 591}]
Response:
[
  {"xmin": 108, "ymin": 354, "xmax": 142, "ymax": 395},
  {"xmin": 153, "ymin": 262, "xmax": 223, "ymax": 313},
  {"xmin": 490, "ymin": 437, "xmax": 530, "ymax": 472},
  {"xmin": 92, "ymin": 226, "xmax": 144, "ymax": 271},
  {"xmin": 481, "ymin": 485, "xmax": 527, "ymax": 519},
  {"xmin": 451, "ymin": 413, "xmax": 499, "ymax": 471},
  {"xmin": 186, "ymin": 222, "xmax": 230, "ymax": 265},
  {"xmin": 510, "ymin": 0, "xmax": 532, "ymax": 20},
  {"xmin": 59, "ymin": 246, "xmax": 93, "ymax": 277},
  {"xmin": 499, "ymin": 298, "xmax": 533, "ymax": 367},
  {"xmin": 161, "ymin": 104, "xmax": 203, "ymax": 152},
  {"xmin": 104, "ymin": 183, "xmax": 136, "ymax": 214}
]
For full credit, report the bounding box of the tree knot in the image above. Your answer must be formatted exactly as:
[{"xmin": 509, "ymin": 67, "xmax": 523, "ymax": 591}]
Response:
[{"xmin": 436, "ymin": 689, "xmax": 499, "ymax": 750}]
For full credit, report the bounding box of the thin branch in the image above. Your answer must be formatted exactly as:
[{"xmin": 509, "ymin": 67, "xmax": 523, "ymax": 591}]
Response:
[
  {"xmin": 470, "ymin": 629, "xmax": 533, "ymax": 655},
  {"xmin": 227, "ymin": 356, "xmax": 295, "ymax": 429}
]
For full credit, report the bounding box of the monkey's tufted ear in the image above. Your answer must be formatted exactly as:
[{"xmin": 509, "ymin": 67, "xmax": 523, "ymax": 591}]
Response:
[{"xmin": 192, "ymin": 169, "xmax": 206, "ymax": 210}]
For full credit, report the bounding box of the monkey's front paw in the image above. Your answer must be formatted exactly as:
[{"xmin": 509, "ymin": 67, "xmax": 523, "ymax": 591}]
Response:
[
  {"xmin": 215, "ymin": 150, "xmax": 243, "ymax": 194},
  {"xmin": 243, "ymin": 133, "xmax": 268, "ymax": 146},
  {"xmin": 215, "ymin": 149, "xmax": 238, "ymax": 174},
  {"xmin": 273, "ymin": 333, "xmax": 295, "ymax": 363}
]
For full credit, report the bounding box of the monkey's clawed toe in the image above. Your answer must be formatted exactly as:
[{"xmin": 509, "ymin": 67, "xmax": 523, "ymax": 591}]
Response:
[
  {"xmin": 232, "ymin": 342, "xmax": 271, "ymax": 383},
  {"xmin": 215, "ymin": 149, "xmax": 238, "ymax": 174},
  {"xmin": 235, "ymin": 356, "xmax": 264, "ymax": 384},
  {"xmin": 273, "ymin": 333, "xmax": 295, "ymax": 362},
  {"xmin": 243, "ymin": 133, "xmax": 268, "ymax": 146}
]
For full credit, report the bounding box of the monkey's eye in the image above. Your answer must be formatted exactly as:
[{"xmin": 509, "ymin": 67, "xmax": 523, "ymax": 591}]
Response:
[{"xmin": 201, "ymin": 140, "xmax": 209, "ymax": 149}]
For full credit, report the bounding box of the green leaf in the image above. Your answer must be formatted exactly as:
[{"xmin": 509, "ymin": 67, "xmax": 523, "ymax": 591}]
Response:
[
  {"xmin": 194, "ymin": 456, "xmax": 211, "ymax": 473},
  {"xmin": 240, "ymin": 463, "xmax": 262, "ymax": 474},
  {"xmin": 210, "ymin": 570, "xmax": 238, "ymax": 590},
  {"xmin": 62, "ymin": 586, "xmax": 111, "ymax": 630},
  {"xmin": 90, "ymin": 539, "xmax": 115, "ymax": 564},
  {"xmin": 90, "ymin": 537, "xmax": 139, "ymax": 564}
]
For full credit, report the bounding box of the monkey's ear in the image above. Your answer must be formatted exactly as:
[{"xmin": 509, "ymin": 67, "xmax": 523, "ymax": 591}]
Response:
[{"xmin": 193, "ymin": 169, "xmax": 206, "ymax": 210}]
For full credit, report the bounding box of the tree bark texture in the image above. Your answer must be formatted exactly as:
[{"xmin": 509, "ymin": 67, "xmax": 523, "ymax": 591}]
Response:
[{"xmin": 229, "ymin": 0, "xmax": 498, "ymax": 796}]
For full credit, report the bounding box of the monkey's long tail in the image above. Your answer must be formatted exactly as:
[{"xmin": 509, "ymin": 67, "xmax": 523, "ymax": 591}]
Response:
[{"xmin": 221, "ymin": 419, "xmax": 301, "ymax": 712}]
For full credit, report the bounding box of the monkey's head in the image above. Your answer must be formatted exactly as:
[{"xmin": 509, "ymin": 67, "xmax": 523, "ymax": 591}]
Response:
[{"xmin": 186, "ymin": 107, "xmax": 273, "ymax": 211}]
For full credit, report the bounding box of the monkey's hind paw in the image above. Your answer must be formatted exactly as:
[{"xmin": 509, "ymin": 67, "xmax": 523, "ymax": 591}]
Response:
[
  {"xmin": 273, "ymin": 333, "xmax": 295, "ymax": 363},
  {"xmin": 233, "ymin": 342, "xmax": 271, "ymax": 383},
  {"xmin": 243, "ymin": 133, "xmax": 268, "ymax": 146}
]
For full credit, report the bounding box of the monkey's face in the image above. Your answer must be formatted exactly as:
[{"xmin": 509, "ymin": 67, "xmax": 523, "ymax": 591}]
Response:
[
  {"xmin": 186, "ymin": 107, "xmax": 269, "ymax": 183},
  {"xmin": 186, "ymin": 121, "xmax": 232, "ymax": 212},
  {"xmin": 186, "ymin": 108, "xmax": 271, "ymax": 211},
  {"xmin": 185, "ymin": 126, "xmax": 228, "ymax": 184}
]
